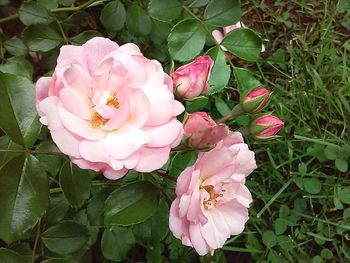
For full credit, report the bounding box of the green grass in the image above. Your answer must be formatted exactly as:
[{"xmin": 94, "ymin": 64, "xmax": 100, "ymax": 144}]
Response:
[{"xmin": 220, "ymin": 1, "xmax": 350, "ymax": 262}]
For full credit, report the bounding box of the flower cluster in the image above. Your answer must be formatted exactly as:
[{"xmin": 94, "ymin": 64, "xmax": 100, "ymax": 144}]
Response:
[{"xmin": 35, "ymin": 35, "xmax": 284, "ymax": 256}]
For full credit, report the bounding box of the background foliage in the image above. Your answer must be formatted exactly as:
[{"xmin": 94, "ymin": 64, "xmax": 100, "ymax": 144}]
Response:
[{"xmin": 0, "ymin": 0, "xmax": 349, "ymax": 262}]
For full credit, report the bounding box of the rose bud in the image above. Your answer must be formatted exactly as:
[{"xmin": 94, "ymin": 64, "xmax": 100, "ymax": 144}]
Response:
[
  {"xmin": 183, "ymin": 112, "xmax": 229, "ymax": 149},
  {"xmin": 250, "ymin": 113, "xmax": 284, "ymax": 140},
  {"xmin": 172, "ymin": 55, "xmax": 214, "ymax": 99},
  {"xmin": 241, "ymin": 87, "xmax": 270, "ymax": 113}
]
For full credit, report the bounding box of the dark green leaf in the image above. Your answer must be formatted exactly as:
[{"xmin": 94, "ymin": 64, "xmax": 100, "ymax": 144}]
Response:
[
  {"xmin": 87, "ymin": 186, "xmax": 115, "ymax": 226},
  {"xmin": 233, "ymin": 67, "xmax": 261, "ymax": 98},
  {"xmin": 262, "ymin": 230, "xmax": 277, "ymax": 247},
  {"xmin": 126, "ymin": 4, "xmax": 152, "ymax": 36},
  {"xmin": 4, "ymin": 38, "xmax": 28, "ymax": 56},
  {"xmin": 148, "ymin": 0, "xmax": 182, "ymax": 22},
  {"xmin": 186, "ymin": 0, "xmax": 209, "ymax": 7},
  {"xmin": 303, "ymin": 178, "xmax": 321, "ymax": 194},
  {"xmin": 23, "ymin": 25, "xmax": 62, "ymax": 52},
  {"xmin": 168, "ymin": 19, "xmax": 207, "ymax": 61},
  {"xmin": 59, "ymin": 161, "xmax": 91, "ymax": 209},
  {"xmin": 101, "ymin": 226, "xmax": 135, "ymax": 261},
  {"xmin": 150, "ymin": 19, "xmax": 172, "ymax": 44},
  {"xmin": 133, "ymin": 199, "xmax": 169, "ymax": 244},
  {"xmin": 41, "ymin": 221, "xmax": 90, "ymax": 255},
  {"xmin": 335, "ymin": 158, "xmax": 348, "ymax": 172},
  {"xmin": 37, "ymin": 0, "xmax": 58, "ymax": 9},
  {"xmin": 0, "ymin": 72, "xmax": 40, "ymax": 147},
  {"xmin": 42, "ymin": 193, "xmax": 69, "ymax": 226},
  {"xmin": 0, "ymin": 60, "xmax": 32, "ymax": 79},
  {"xmin": 206, "ymin": 46, "xmax": 231, "ymax": 94},
  {"xmin": 70, "ymin": 30, "xmax": 103, "ymax": 45},
  {"xmin": 0, "ymin": 248, "xmax": 28, "ymax": 263},
  {"xmin": 222, "ymin": 28, "xmax": 262, "ymax": 61},
  {"xmin": 0, "ymin": 136, "xmax": 22, "ymax": 168},
  {"xmin": 36, "ymin": 141, "xmax": 63, "ymax": 176},
  {"xmin": 204, "ymin": 0, "xmax": 241, "ymax": 27},
  {"xmin": 100, "ymin": 1, "xmax": 126, "ymax": 31},
  {"xmin": 0, "ymin": 155, "xmax": 49, "ymax": 244},
  {"xmin": 19, "ymin": 2, "xmax": 53, "ymax": 26},
  {"xmin": 186, "ymin": 96, "xmax": 209, "ymax": 113},
  {"xmin": 274, "ymin": 218, "xmax": 287, "ymax": 235},
  {"xmin": 169, "ymin": 151, "xmax": 197, "ymax": 177},
  {"xmin": 104, "ymin": 181, "xmax": 160, "ymax": 226},
  {"xmin": 338, "ymin": 186, "xmax": 350, "ymax": 204}
]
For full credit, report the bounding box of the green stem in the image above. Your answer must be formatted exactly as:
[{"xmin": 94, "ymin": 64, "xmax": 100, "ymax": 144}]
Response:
[
  {"xmin": 155, "ymin": 171, "xmax": 177, "ymax": 182},
  {"xmin": 0, "ymin": 13, "xmax": 19, "ymax": 23},
  {"xmin": 217, "ymin": 104, "xmax": 244, "ymax": 123}
]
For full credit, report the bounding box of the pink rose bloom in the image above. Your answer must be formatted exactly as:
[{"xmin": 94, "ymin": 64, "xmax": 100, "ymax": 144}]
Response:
[
  {"xmin": 212, "ymin": 22, "xmax": 265, "ymax": 52},
  {"xmin": 250, "ymin": 113, "xmax": 284, "ymax": 140},
  {"xmin": 169, "ymin": 132, "xmax": 256, "ymax": 255},
  {"xmin": 36, "ymin": 37, "xmax": 184, "ymax": 179},
  {"xmin": 172, "ymin": 55, "xmax": 214, "ymax": 99},
  {"xmin": 183, "ymin": 112, "xmax": 229, "ymax": 149}
]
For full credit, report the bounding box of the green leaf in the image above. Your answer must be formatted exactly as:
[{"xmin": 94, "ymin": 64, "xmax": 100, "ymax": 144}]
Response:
[
  {"xmin": 133, "ymin": 199, "xmax": 169, "ymax": 244},
  {"xmin": 42, "ymin": 193, "xmax": 69, "ymax": 226},
  {"xmin": 148, "ymin": 0, "xmax": 182, "ymax": 22},
  {"xmin": 321, "ymin": 248, "xmax": 333, "ymax": 260},
  {"xmin": 0, "ymin": 60, "xmax": 32, "ymax": 79},
  {"xmin": 0, "ymin": 155, "xmax": 49, "ymax": 244},
  {"xmin": 41, "ymin": 221, "xmax": 90, "ymax": 255},
  {"xmin": 104, "ymin": 181, "xmax": 160, "ymax": 226},
  {"xmin": 303, "ymin": 178, "xmax": 321, "ymax": 194},
  {"xmin": 37, "ymin": 0, "xmax": 58, "ymax": 9},
  {"xmin": 262, "ymin": 230, "xmax": 277, "ymax": 248},
  {"xmin": 101, "ymin": 226, "xmax": 135, "ymax": 261},
  {"xmin": 126, "ymin": 4, "xmax": 152, "ymax": 36},
  {"xmin": 274, "ymin": 218, "xmax": 287, "ymax": 235},
  {"xmin": 87, "ymin": 186, "xmax": 115, "ymax": 226},
  {"xmin": 4, "ymin": 38, "xmax": 28, "ymax": 56},
  {"xmin": 215, "ymin": 97, "xmax": 231, "ymax": 116},
  {"xmin": 100, "ymin": 1, "xmax": 126, "ymax": 31},
  {"xmin": 19, "ymin": 2, "xmax": 53, "ymax": 26},
  {"xmin": 204, "ymin": 0, "xmax": 241, "ymax": 27},
  {"xmin": 0, "ymin": 136, "xmax": 22, "ymax": 168},
  {"xmin": 169, "ymin": 151, "xmax": 197, "ymax": 177},
  {"xmin": 338, "ymin": 186, "xmax": 350, "ymax": 204},
  {"xmin": 0, "ymin": 248, "xmax": 28, "ymax": 263},
  {"xmin": 221, "ymin": 28, "xmax": 262, "ymax": 61},
  {"xmin": 59, "ymin": 161, "xmax": 91, "ymax": 209},
  {"xmin": 335, "ymin": 158, "xmax": 348, "ymax": 172},
  {"xmin": 206, "ymin": 46, "xmax": 231, "ymax": 94},
  {"xmin": 36, "ymin": 141, "xmax": 63, "ymax": 176},
  {"xmin": 186, "ymin": 0, "xmax": 209, "ymax": 7},
  {"xmin": 70, "ymin": 30, "xmax": 103, "ymax": 45},
  {"xmin": 0, "ymin": 72, "xmax": 40, "ymax": 147},
  {"xmin": 185, "ymin": 96, "xmax": 209, "ymax": 113},
  {"xmin": 23, "ymin": 24, "xmax": 62, "ymax": 52},
  {"xmin": 168, "ymin": 19, "xmax": 207, "ymax": 61},
  {"xmin": 233, "ymin": 67, "xmax": 261, "ymax": 98}
]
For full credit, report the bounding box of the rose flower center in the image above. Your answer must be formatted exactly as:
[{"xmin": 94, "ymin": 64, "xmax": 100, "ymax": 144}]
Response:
[
  {"xmin": 201, "ymin": 185, "xmax": 224, "ymax": 210},
  {"xmin": 91, "ymin": 92, "xmax": 120, "ymax": 128}
]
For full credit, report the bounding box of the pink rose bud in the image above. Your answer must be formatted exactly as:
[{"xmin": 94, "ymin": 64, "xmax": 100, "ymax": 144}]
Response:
[
  {"xmin": 241, "ymin": 87, "xmax": 270, "ymax": 113},
  {"xmin": 172, "ymin": 55, "xmax": 214, "ymax": 99},
  {"xmin": 250, "ymin": 114, "xmax": 284, "ymax": 139},
  {"xmin": 183, "ymin": 112, "xmax": 229, "ymax": 149}
]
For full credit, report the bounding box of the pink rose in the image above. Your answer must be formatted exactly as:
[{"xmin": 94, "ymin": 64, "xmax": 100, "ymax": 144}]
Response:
[
  {"xmin": 169, "ymin": 132, "xmax": 256, "ymax": 255},
  {"xmin": 172, "ymin": 55, "xmax": 214, "ymax": 99},
  {"xmin": 36, "ymin": 37, "xmax": 184, "ymax": 179},
  {"xmin": 241, "ymin": 87, "xmax": 270, "ymax": 113},
  {"xmin": 183, "ymin": 112, "xmax": 229, "ymax": 149},
  {"xmin": 250, "ymin": 113, "xmax": 284, "ymax": 139}
]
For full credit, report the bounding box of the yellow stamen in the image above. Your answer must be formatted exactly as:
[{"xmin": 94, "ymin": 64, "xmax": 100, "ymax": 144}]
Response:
[
  {"xmin": 106, "ymin": 93, "xmax": 120, "ymax": 108},
  {"xmin": 91, "ymin": 111, "xmax": 108, "ymax": 128}
]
